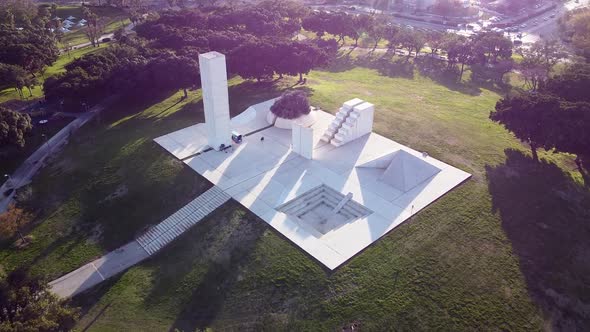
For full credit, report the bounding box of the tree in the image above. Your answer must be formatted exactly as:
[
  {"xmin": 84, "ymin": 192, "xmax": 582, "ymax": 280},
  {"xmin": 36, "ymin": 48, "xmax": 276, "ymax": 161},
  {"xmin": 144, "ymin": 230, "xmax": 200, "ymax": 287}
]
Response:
[
  {"xmin": 490, "ymin": 93, "xmax": 562, "ymax": 162},
  {"xmin": 270, "ymin": 90, "xmax": 310, "ymax": 119},
  {"xmin": 559, "ymin": 8, "xmax": 590, "ymax": 61},
  {"xmin": 146, "ymin": 53, "xmax": 200, "ymax": 98},
  {"xmin": 540, "ymin": 63, "xmax": 590, "ymax": 103},
  {"xmin": 530, "ymin": 39, "xmax": 567, "ymax": 72},
  {"xmin": 383, "ymin": 24, "xmax": 400, "ymax": 53},
  {"xmin": 275, "ymin": 41, "xmax": 330, "ymax": 82},
  {"xmin": 518, "ymin": 40, "xmax": 567, "ymax": 91},
  {"xmin": 0, "ymin": 63, "xmax": 29, "ymax": 99},
  {"xmin": 426, "ymin": 30, "xmax": 445, "ymax": 56},
  {"xmin": 0, "ymin": 0, "xmax": 37, "ymax": 26},
  {"xmin": 302, "ymin": 11, "xmax": 331, "ymax": 38},
  {"xmin": 411, "ymin": 31, "xmax": 426, "ymax": 58},
  {"xmin": 0, "ymin": 269, "xmax": 80, "ymax": 331},
  {"xmin": 518, "ymin": 55, "xmax": 546, "ymax": 91},
  {"xmin": 350, "ymin": 14, "xmax": 373, "ymax": 47},
  {"xmin": 0, "ymin": 204, "xmax": 33, "ymax": 244},
  {"xmin": 445, "ymin": 35, "xmax": 473, "ymax": 80},
  {"xmin": 471, "ymin": 31, "xmax": 513, "ymax": 65},
  {"xmin": 82, "ymin": 7, "xmax": 105, "ymax": 47},
  {"xmin": 398, "ymin": 28, "xmax": 417, "ymax": 58},
  {"xmin": 0, "ymin": 107, "xmax": 32, "ymax": 148},
  {"xmin": 367, "ymin": 16, "xmax": 388, "ymax": 52},
  {"xmin": 543, "ymin": 102, "xmax": 590, "ymax": 175},
  {"xmin": 229, "ymin": 39, "xmax": 276, "ymax": 81},
  {"xmin": 0, "ymin": 25, "xmax": 59, "ymax": 77}
]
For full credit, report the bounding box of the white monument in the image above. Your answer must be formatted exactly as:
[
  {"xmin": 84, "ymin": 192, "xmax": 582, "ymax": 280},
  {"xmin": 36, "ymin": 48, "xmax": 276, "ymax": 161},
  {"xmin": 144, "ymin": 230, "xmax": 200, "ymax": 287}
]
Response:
[
  {"xmin": 292, "ymin": 123, "xmax": 314, "ymax": 159},
  {"xmin": 155, "ymin": 89, "xmax": 472, "ymax": 270},
  {"xmin": 198, "ymin": 51, "xmax": 231, "ymax": 151}
]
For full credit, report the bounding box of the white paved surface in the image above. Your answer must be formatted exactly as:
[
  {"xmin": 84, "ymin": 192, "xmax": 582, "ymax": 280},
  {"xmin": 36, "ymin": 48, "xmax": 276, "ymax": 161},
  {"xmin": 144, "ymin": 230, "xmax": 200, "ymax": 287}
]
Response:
[
  {"xmin": 155, "ymin": 100, "xmax": 471, "ymax": 270},
  {"xmin": 49, "ymin": 185, "xmax": 230, "ymax": 298}
]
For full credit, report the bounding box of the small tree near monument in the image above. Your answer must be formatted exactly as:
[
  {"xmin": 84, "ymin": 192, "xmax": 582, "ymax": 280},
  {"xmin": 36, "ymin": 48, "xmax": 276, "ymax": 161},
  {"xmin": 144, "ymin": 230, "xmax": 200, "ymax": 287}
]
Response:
[{"xmin": 270, "ymin": 90, "xmax": 310, "ymax": 120}]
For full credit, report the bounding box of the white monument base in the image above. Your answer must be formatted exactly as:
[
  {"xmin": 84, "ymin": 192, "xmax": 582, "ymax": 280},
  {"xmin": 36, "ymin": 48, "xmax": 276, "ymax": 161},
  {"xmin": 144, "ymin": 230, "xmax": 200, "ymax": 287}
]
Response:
[{"xmin": 155, "ymin": 99, "xmax": 471, "ymax": 270}]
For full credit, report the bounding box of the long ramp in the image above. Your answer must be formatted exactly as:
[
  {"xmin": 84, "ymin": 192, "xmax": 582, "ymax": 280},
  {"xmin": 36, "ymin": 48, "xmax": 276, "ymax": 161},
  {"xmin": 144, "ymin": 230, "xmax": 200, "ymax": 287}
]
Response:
[{"xmin": 49, "ymin": 186, "xmax": 231, "ymax": 298}]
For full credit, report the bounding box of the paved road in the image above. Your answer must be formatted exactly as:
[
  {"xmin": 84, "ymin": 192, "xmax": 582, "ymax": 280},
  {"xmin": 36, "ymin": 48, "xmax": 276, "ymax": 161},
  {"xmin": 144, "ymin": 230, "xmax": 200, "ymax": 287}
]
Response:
[
  {"xmin": 0, "ymin": 106, "xmax": 103, "ymax": 213},
  {"xmin": 315, "ymin": 0, "xmax": 589, "ymax": 42}
]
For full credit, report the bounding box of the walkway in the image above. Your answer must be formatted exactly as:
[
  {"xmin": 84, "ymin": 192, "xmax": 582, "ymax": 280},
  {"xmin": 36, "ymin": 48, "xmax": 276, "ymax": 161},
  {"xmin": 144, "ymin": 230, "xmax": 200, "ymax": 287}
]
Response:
[
  {"xmin": 49, "ymin": 185, "xmax": 231, "ymax": 298},
  {"xmin": 0, "ymin": 105, "xmax": 104, "ymax": 213}
]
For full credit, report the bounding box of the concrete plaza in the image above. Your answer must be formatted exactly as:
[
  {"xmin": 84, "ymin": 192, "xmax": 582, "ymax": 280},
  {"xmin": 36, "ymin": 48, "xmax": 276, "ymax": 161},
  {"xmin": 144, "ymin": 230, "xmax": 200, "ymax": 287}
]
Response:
[{"xmin": 155, "ymin": 100, "xmax": 471, "ymax": 269}]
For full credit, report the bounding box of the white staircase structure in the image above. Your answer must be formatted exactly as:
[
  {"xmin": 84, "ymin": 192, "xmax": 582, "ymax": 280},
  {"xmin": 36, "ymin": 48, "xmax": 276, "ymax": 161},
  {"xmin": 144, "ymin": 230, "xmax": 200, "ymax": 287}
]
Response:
[
  {"xmin": 320, "ymin": 98, "xmax": 375, "ymax": 147},
  {"xmin": 136, "ymin": 185, "xmax": 231, "ymax": 255}
]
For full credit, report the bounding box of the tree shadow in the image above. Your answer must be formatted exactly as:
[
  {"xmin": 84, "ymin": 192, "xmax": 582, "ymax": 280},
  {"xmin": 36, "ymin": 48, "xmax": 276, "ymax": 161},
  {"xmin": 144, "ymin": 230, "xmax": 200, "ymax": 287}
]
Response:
[
  {"xmin": 485, "ymin": 149, "xmax": 590, "ymax": 330},
  {"xmin": 367, "ymin": 56, "xmax": 415, "ymax": 79},
  {"xmin": 141, "ymin": 201, "xmax": 269, "ymax": 331},
  {"xmin": 414, "ymin": 57, "xmax": 483, "ymax": 96},
  {"xmin": 323, "ymin": 53, "xmax": 358, "ymax": 73},
  {"xmin": 71, "ymin": 273, "xmax": 123, "ymax": 331}
]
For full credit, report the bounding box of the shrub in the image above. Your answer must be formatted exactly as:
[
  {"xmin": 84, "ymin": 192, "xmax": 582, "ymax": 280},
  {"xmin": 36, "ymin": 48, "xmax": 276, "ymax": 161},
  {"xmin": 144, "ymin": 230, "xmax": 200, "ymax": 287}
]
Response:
[{"xmin": 270, "ymin": 90, "xmax": 310, "ymax": 119}]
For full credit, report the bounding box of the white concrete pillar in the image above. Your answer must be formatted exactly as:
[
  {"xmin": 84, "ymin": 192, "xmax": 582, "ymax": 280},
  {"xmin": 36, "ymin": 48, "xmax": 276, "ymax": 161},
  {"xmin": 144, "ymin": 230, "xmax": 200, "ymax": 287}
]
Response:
[
  {"xmin": 292, "ymin": 123, "xmax": 314, "ymax": 159},
  {"xmin": 199, "ymin": 51, "xmax": 231, "ymax": 151}
]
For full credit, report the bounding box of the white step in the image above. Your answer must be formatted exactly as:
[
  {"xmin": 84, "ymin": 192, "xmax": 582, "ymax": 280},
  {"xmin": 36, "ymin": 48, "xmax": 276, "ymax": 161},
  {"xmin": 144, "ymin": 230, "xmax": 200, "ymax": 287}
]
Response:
[
  {"xmin": 330, "ymin": 137, "xmax": 344, "ymax": 146},
  {"xmin": 335, "ymin": 132, "xmax": 346, "ymax": 141}
]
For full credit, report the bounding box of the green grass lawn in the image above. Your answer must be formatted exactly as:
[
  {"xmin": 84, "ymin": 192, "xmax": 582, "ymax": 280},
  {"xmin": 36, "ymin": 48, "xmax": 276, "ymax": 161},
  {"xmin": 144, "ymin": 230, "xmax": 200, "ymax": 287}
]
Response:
[
  {"xmin": 0, "ymin": 44, "xmax": 108, "ymax": 106},
  {"xmin": 2, "ymin": 56, "xmax": 589, "ymax": 330}
]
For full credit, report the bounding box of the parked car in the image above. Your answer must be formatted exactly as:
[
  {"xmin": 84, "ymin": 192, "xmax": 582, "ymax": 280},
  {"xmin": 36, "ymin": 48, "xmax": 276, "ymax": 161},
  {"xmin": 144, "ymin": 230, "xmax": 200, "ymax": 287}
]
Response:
[{"xmin": 102, "ymin": 37, "xmax": 111, "ymax": 42}]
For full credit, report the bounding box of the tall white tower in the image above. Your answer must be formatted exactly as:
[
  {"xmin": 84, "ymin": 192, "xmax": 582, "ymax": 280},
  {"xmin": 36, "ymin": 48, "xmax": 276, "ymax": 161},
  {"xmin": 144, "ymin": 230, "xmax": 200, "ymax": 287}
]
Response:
[{"xmin": 198, "ymin": 51, "xmax": 231, "ymax": 151}]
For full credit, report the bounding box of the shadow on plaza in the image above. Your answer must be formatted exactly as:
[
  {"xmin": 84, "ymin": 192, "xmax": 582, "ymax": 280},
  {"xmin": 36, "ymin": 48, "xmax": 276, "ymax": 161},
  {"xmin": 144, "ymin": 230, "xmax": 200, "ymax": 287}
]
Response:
[{"xmin": 485, "ymin": 149, "xmax": 590, "ymax": 330}]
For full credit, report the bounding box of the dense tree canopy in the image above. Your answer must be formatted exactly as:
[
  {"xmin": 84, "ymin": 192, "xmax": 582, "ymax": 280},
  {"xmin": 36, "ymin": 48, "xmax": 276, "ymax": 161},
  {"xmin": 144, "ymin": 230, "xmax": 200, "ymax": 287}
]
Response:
[
  {"xmin": 0, "ymin": 25, "xmax": 58, "ymax": 74},
  {"xmin": 559, "ymin": 7, "xmax": 590, "ymax": 62},
  {"xmin": 491, "ymin": 93, "xmax": 561, "ymax": 161},
  {"xmin": 0, "ymin": 22, "xmax": 58, "ymax": 99},
  {"xmin": 0, "ymin": 107, "xmax": 32, "ymax": 148},
  {"xmin": 0, "ymin": 269, "xmax": 79, "ymax": 331},
  {"xmin": 0, "ymin": 0, "xmax": 38, "ymax": 27},
  {"xmin": 491, "ymin": 62, "xmax": 590, "ymax": 175},
  {"xmin": 540, "ymin": 63, "xmax": 590, "ymax": 103},
  {"xmin": 47, "ymin": 3, "xmax": 335, "ymax": 110}
]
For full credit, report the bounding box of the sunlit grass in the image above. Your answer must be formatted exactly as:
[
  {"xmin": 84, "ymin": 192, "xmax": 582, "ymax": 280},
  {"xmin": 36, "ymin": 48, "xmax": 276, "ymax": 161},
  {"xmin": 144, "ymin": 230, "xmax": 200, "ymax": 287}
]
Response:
[
  {"xmin": 3, "ymin": 60, "xmax": 586, "ymax": 330},
  {"xmin": 0, "ymin": 44, "xmax": 108, "ymax": 104}
]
